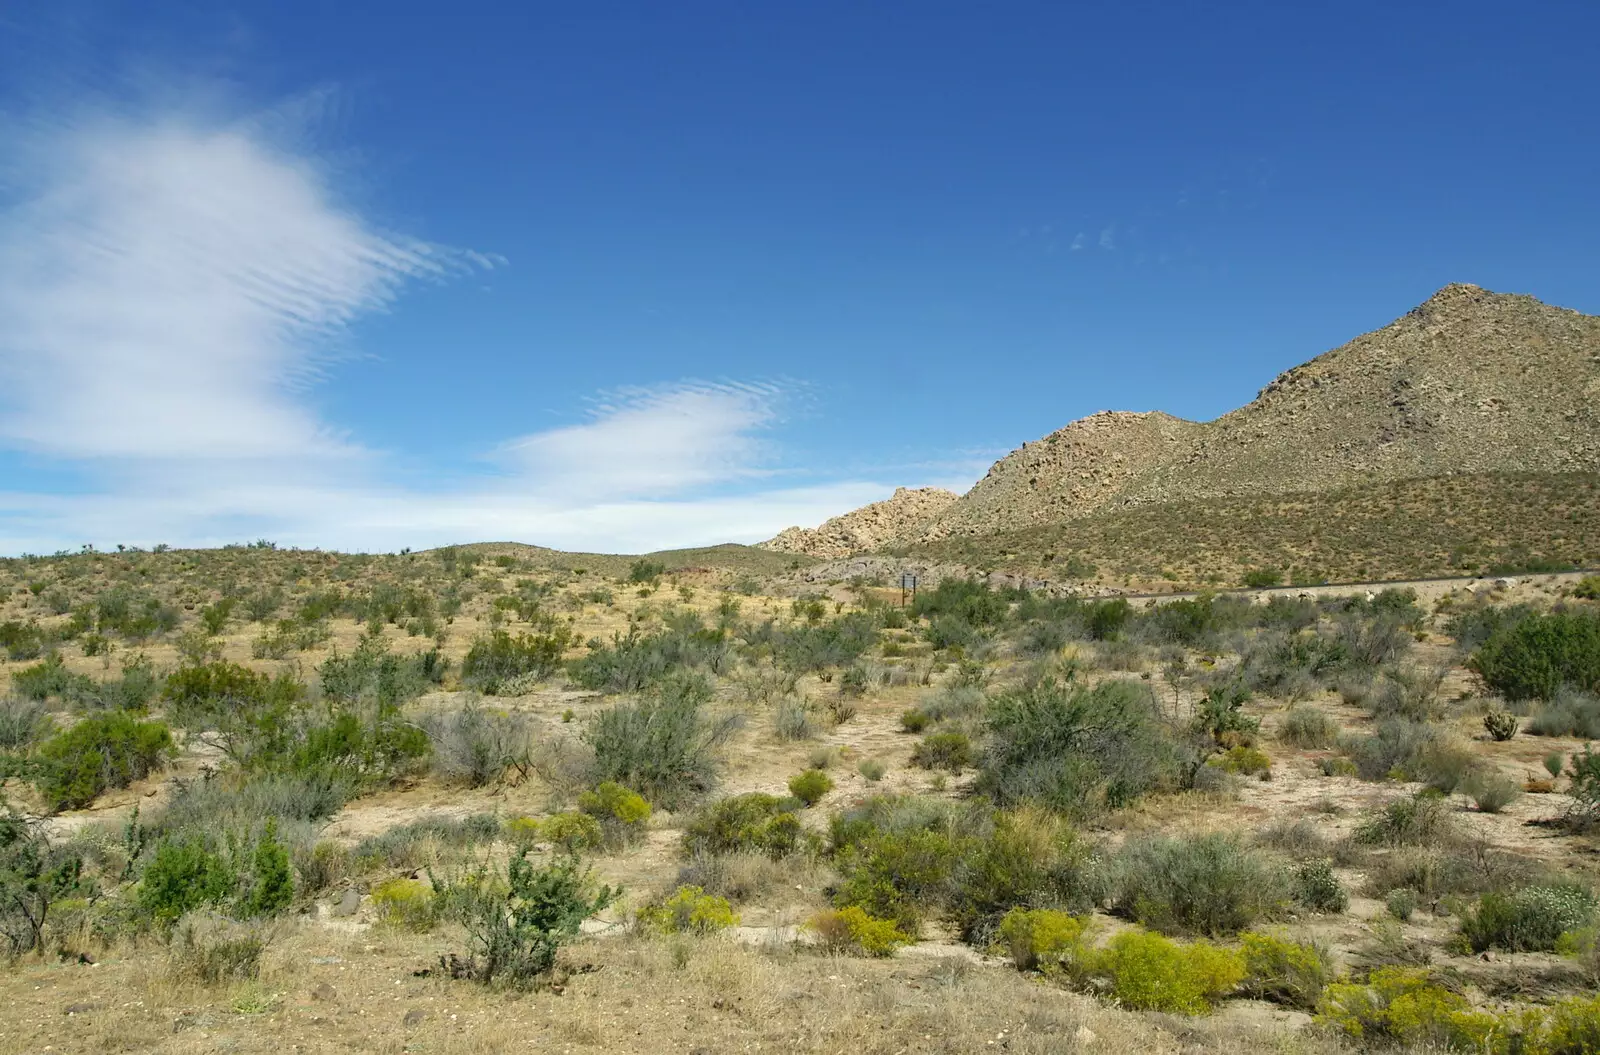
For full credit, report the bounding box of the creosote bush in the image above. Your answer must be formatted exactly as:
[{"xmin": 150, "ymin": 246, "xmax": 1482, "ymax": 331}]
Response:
[
  {"xmin": 787, "ymin": 769, "xmax": 834, "ymax": 807},
  {"xmin": 584, "ymin": 672, "xmax": 739, "ymax": 809},
  {"xmin": 1278, "ymin": 704, "xmax": 1337, "ymax": 749},
  {"xmin": 682, "ymin": 793, "xmax": 805, "ymax": 859},
  {"xmin": 1111, "ymin": 832, "xmax": 1289, "ymax": 937},
  {"xmin": 35, "ymin": 712, "xmax": 174, "ymax": 811},
  {"xmin": 910, "ymin": 731, "xmax": 974, "ymax": 772}
]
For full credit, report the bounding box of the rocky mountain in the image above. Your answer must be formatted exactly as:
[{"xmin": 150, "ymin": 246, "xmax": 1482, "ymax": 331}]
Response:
[
  {"xmin": 759, "ymin": 486, "xmax": 958, "ymax": 559},
  {"xmin": 764, "ymin": 284, "xmax": 1600, "ymax": 563}
]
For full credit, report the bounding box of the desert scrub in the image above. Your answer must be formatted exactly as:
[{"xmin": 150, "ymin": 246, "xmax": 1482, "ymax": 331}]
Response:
[
  {"xmin": 682, "ymin": 793, "xmax": 805, "ymax": 859},
  {"xmin": 1528, "ymin": 687, "xmax": 1600, "ymax": 739},
  {"xmin": 1091, "ymin": 929, "xmax": 1244, "ymax": 1015},
  {"xmin": 1111, "ymin": 832, "xmax": 1289, "ymax": 936},
  {"xmin": 978, "ymin": 672, "xmax": 1179, "ymax": 816},
  {"xmin": 858, "ymin": 758, "xmax": 887, "ymax": 782},
  {"xmin": 636, "ymin": 885, "xmax": 738, "ymax": 935},
  {"xmin": 899, "ymin": 708, "xmax": 931, "ymax": 733},
  {"xmin": 1211, "ymin": 744, "xmax": 1271, "ymax": 777},
  {"xmin": 372, "ymin": 877, "xmax": 439, "ymax": 931},
  {"xmin": 577, "ymin": 781, "xmax": 652, "ymax": 846},
  {"xmin": 1456, "ymin": 885, "xmax": 1598, "ymax": 953},
  {"xmin": 1316, "ymin": 967, "xmax": 1500, "ymax": 1050},
  {"xmin": 1483, "ymin": 710, "xmax": 1519, "ymax": 741},
  {"xmin": 1278, "ymin": 704, "xmax": 1337, "ymax": 749},
  {"xmin": 1354, "ymin": 793, "xmax": 1453, "ymax": 848},
  {"xmin": 805, "ymin": 906, "xmax": 908, "ymax": 957},
  {"xmin": 1386, "ymin": 888, "xmax": 1419, "ymax": 921},
  {"xmin": 460, "ymin": 626, "xmax": 573, "ymax": 694},
  {"xmin": 434, "ymin": 851, "xmax": 619, "ymax": 988},
  {"xmin": 910, "ymin": 731, "xmax": 974, "ymax": 772},
  {"xmin": 540, "ymin": 812, "xmax": 605, "ymax": 854},
  {"xmin": 1294, "ymin": 860, "xmax": 1350, "ymax": 913},
  {"xmin": 166, "ymin": 914, "xmax": 267, "ymax": 986},
  {"xmin": 787, "ymin": 769, "xmax": 834, "ymax": 806},
  {"xmin": 1469, "ymin": 609, "xmax": 1600, "ymax": 702},
  {"xmin": 584, "ymin": 672, "xmax": 740, "ymax": 808},
  {"xmin": 996, "ymin": 907, "xmax": 1091, "ymax": 975},
  {"xmin": 1239, "ymin": 931, "xmax": 1332, "ymax": 1010},
  {"xmin": 1463, "ymin": 770, "xmax": 1522, "ymax": 814},
  {"xmin": 422, "ymin": 699, "xmax": 533, "ymax": 787},
  {"xmin": 35, "ymin": 712, "xmax": 174, "ymax": 811}
]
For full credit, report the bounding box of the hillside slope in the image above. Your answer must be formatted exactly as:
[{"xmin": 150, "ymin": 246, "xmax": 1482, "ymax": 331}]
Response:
[
  {"xmin": 766, "ymin": 284, "xmax": 1599, "ymax": 574},
  {"xmin": 760, "ymin": 486, "xmax": 958, "ymax": 559}
]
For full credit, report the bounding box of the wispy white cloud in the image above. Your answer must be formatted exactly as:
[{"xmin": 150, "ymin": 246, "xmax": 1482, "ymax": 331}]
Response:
[
  {"xmin": 0, "ymin": 90, "xmax": 969, "ymax": 555},
  {"xmin": 0, "ymin": 102, "xmax": 474, "ymax": 462},
  {"xmin": 1098, "ymin": 225, "xmax": 1116, "ymax": 251},
  {"xmin": 1069, "ymin": 231, "xmax": 1086, "ymax": 251},
  {"xmin": 498, "ymin": 381, "xmax": 788, "ymax": 502}
]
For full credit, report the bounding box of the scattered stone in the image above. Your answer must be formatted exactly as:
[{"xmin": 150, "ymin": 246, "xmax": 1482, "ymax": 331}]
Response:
[
  {"xmin": 403, "ymin": 1009, "xmax": 426, "ymax": 1027},
  {"xmin": 311, "ymin": 982, "xmax": 337, "ymax": 1001},
  {"xmin": 63, "ymin": 1002, "xmax": 99, "ymax": 1015},
  {"xmin": 330, "ymin": 887, "xmax": 361, "ymax": 917}
]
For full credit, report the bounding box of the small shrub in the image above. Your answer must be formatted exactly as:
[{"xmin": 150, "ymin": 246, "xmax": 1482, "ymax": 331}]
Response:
[
  {"xmin": 1457, "ymin": 885, "xmax": 1598, "ymax": 953},
  {"xmin": 1093, "ymin": 929, "xmax": 1244, "ymax": 1015},
  {"xmin": 1529, "ymin": 688, "xmax": 1600, "ymax": 739},
  {"xmin": 996, "ymin": 907, "xmax": 1090, "ymax": 974},
  {"xmin": 1112, "ymin": 832, "xmax": 1289, "ymax": 936},
  {"xmin": 0, "ymin": 697, "xmax": 50, "ymax": 749},
  {"xmin": 682, "ymin": 793, "xmax": 804, "ymax": 859},
  {"xmin": 1483, "ymin": 710, "xmax": 1519, "ymax": 741},
  {"xmin": 167, "ymin": 916, "xmax": 265, "ymax": 985},
  {"xmin": 1212, "ymin": 745, "xmax": 1271, "ymax": 777},
  {"xmin": 577, "ymin": 781, "xmax": 652, "ymax": 845},
  {"xmin": 1387, "ymin": 888, "xmax": 1419, "ymax": 922},
  {"xmin": 636, "ymin": 885, "xmax": 738, "ymax": 935},
  {"xmin": 858, "ymin": 759, "xmax": 886, "ymax": 783},
  {"xmin": 1278, "ymin": 705, "xmax": 1337, "ymax": 749},
  {"xmin": 1295, "ymin": 860, "xmax": 1350, "ymax": 914},
  {"xmin": 36, "ymin": 712, "xmax": 174, "ymax": 811},
  {"xmin": 1464, "ymin": 771, "xmax": 1522, "ymax": 814},
  {"xmin": 461, "ymin": 627, "xmax": 574, "ymax": 693},
  {"xmin": 899, "ymin": 709, "xmax": 930, "ymax": 733},
  {"xmin": 372, "ymin": 877, "xmax": 439, "ymax": 931},
  {"xmin": 541, "ymin": 812, "xmax": 604, "ymax": 854},
  {"xmin": 788, "ymin": 769, "xmax": 834, "ymax": 807},
  {"xmin": 1546, "ymin": 751, "xmax": 1567, "ymax": 779},
  {"xmin": 805, "ymin": 906, "xmax": 907, "ymax": 957},
  {"xmin": 772, "ymin": 697, "xmax": 818, "ymax": 741},
  {"xmin": 1240, "ymin": 931, "xmax": 1332, "ymax": 1010},
  {"xmin": 1317, "ymin": 967, "xmax": 1499, "ymax": 1050},
  {"xmin": 1354, "ymin": 794, "xmax": 1453, "ymax": 848},
  {"xmin": 1570, "ymin": 745, "xmax": 1600, "ymax": 828},
  {"xmin": 504, "ymin": 816, "xmax": 544, "ymax": 849},
  {"xmin": 139, "ymin": 837, "xmax": 236, "ymax": 926},
  {"xmin": 424, "ymin": 700, "xmax": 533, "ymax": 787},
  {"xmin": 585, "ymin": 673, "xmax": 739, "ymax": 809},
  {"xmin": 910, "ymin": 731, "xmax": 973, "ymax": 772},
  {"xmin": 435, "ymin": 852, "xmax": 619, "ymax": 988}
]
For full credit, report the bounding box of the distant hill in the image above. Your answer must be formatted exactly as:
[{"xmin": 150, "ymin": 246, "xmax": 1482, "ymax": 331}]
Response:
[
  {"xmin": 764, "ymin": 284, "xmax": 1600, "ymax": 584},
  {"xmin": 759, "ymin": 487, "xmax": 959, "ymax": 559}
]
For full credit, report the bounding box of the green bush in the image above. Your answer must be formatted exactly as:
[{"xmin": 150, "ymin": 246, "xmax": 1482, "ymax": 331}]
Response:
[
  {"xmin": 1354, "ymin": 794, "xmax": 1453, "ymax": 848},
  {"xmin": 1294, "ymin": 860, "xmax": 1350, "ymax": 913},
  {"xmin": 1457, "ymin": 885, "xmax": 1597, "ymax": 953},
  {"xmin": 423, "ymin": 700, "xmax": 532, "ymax": 787},
  {"xmin": 682, "ymin": 793, "xmax": 804, "ymax": 859},
  {"xmin": 899, "ymin": 708, "xmax": 930, "ymax": 733},
  {"xmin": 541, "ymin": 812, "xmax": 604, "ymax": 854},
  {"xmin": 1243, "ymin": 568, "xmax": 1284, "ymax": 589},
  {"xmin": 0, "ymin": 809, "xmax": 85, "ymax": 956},
  {"xmin": 584, "ymin": 673, "xmax": 739, "ymax": 809},
  {"xmin": 636, "ymin": 885, "xmax": 738, "ymax": 934},
  {"xmin": 833, "ymin": 825, "xmax": 963, "ymax": 936},
  {"xmin": 1528, "ymin": 688, "xmax": 1600, "ymax": 739},
  {"xmin": 1470, "ymin": 610, "xmax": 1600, "ymax": 702},
  {"xmin": 372, "ymin": 877, "xmax": 439, "ymax": 931},
  {"xmin": 1464, "ymin": 771, "xmax": 1522, "ymax": 814},
  {"xmin": 1111, "ymin": 832, "xmax": 1289, "ymax": 937},
  {"xmin": 435, "ymin": 852, "xmax": 619, "ymax": 988},
  {"xmin": 0, "ymin": 697, "xmax": 51, "ymax": 749},
  {"xmin": 240, "ymin": 821, "xmax": 294, "ymax": 918},
  {"xmin": 1387, "ymin": 888, "xmax": 1419, "ymax": 921},
  {"xmin": 138, "ymin": 836, "xmax": 237, "ymax": 926},
  {"xmin": 1240, "ymin": 931, "xmax": 1331, "ymax": 1010},
  {"xmin": 462, "ymin": 627, "xmax": 574, "ymax": 693},
  {"xmin": 1316, "ymin": 967, "xmax": 1499, "ymax": 1050},
  {"xmin": 1212, "ymin": 745, "xmax": 1271, "ymax": 777},
  {"xmin": 978, "ymin": 673, "xmax": 1178, "ymax": 817},
  {"xmin": 10, "ymin": 654, "xmax": 93, "ymax": 702},
  {"xmin": 858, "ymin": 758, "xmax": 886, "ymax": 782},
  {"xmin": 996, "ymin": 907, "xmax": 1090, "ymax": 974},
  {"xmin": 1278, "ymin": 705, "xmax": 1337, "ymax": 749},
  {"xmin": 1192, "ymin": 683, "xmax": 1260, "ymax": 743},
  {"xmin": 787, "ymin": 769, "xmax": 834, "ymax": 806},
  {"xmin": 1092, "ymin": 929, "xmax": 1244, "ymax": 1015},
  {"xmin": 35, "ymin": 712, "xmax": 173, "ymax": 811},
  {"xmin": 910, "ymin": 731, "xmax": 974, "ymax": 772},
  {"xmin": 805, "ymin": 906, "xmax": 908, "ymax": 957}
]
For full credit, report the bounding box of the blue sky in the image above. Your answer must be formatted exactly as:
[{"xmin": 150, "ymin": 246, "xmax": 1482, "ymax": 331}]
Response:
[{"xmin": 1, "ymin": 2, "xmax": 1596, "ymax": 555}]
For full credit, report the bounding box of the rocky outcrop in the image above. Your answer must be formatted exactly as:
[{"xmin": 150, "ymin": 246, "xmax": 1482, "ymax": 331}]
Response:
[{"xmin": 758, "ymin": 487, "xmax": 958, "ymax": 559}]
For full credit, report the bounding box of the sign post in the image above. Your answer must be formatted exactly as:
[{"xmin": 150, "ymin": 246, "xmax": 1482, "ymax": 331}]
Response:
[{"xmin": 900, "ymin": 571, "xmax": 919, "ymax": 607}]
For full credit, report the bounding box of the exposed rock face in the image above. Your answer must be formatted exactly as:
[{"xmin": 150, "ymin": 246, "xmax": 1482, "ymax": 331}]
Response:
[
  {"xmin": 758, "ymin": 487, "xmax": 958, "ymax": 559},
  {"xmin": 766, "ymin": 284, "xmax": 1600, "ymax": 556}
]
